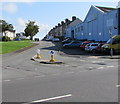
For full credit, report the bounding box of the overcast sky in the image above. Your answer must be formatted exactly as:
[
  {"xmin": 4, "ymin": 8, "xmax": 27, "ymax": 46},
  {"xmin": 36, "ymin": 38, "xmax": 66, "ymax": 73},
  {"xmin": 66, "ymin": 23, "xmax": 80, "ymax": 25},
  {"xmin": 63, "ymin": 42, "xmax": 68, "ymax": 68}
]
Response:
[{"xmin": 1, "ymin": 0, "xmax": 119, "ymax": 39}]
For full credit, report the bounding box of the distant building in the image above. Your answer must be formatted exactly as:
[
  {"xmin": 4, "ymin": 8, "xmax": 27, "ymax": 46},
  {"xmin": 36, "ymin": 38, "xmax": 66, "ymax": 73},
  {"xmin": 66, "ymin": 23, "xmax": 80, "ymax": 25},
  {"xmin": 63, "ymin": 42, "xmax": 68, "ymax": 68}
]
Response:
[
  {"xmin": 16, "ymin": 32, "xmax": 26, "ymax": 40},
  {"xmin": 70, "ymin": 5, "xmax": 118, "ymax": 41}
]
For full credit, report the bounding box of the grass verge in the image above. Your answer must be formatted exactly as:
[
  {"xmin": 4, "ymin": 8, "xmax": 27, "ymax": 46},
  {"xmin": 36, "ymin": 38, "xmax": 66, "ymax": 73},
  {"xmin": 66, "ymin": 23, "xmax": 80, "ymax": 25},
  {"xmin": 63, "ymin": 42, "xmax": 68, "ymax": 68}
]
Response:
[{"xmin": 0, "ymin": 40, "xmax": 33, "ymax": 54}]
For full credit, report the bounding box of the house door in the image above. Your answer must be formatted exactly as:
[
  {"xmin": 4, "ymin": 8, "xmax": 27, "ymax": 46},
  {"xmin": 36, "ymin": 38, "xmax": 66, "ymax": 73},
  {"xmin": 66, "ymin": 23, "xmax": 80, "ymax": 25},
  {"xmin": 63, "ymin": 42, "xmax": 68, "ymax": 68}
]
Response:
[{"xmin": 71, "ymin": 30, "xmax": 74, "ymax": 39}]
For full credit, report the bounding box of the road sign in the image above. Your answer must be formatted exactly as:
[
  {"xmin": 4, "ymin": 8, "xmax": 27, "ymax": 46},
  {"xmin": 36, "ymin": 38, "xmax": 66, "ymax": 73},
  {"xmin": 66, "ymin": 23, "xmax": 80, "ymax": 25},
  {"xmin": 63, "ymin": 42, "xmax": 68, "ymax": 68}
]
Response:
[{"xmin": 50, "ymin": 50, "xmax": 55, "ymax": 54}]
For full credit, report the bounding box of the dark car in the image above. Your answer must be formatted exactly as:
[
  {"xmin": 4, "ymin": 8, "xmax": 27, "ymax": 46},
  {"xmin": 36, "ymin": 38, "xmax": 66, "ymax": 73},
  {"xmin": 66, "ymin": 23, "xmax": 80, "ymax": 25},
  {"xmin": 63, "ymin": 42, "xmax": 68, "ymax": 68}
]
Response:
[
  {"xmin": 62, "ymin": 38, "xmax": 72, "ymax": 44},
  {"xmin": 34, "ymin": 38, "xmax": 39, "ymax": 41},
  {"xmin": 63, "ymin": 41, "xmax": 82, "ymax": 48}
]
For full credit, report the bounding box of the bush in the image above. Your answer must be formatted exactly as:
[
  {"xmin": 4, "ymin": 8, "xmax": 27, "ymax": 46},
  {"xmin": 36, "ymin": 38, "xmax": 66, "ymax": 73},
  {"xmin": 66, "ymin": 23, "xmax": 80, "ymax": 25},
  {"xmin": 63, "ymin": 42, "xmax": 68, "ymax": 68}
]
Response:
[{"xmin": 2, "ymin": 36, "xmax": 11, "ymax": 41}]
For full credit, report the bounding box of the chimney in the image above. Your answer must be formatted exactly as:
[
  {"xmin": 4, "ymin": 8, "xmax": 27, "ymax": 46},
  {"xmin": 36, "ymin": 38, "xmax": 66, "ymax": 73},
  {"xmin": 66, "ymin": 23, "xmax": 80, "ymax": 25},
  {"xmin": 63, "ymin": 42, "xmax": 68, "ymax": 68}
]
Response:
[
  {"xmin": 58, "ymin": 23, "xmax": 61, "ymax": 26},
  {"xmin": 72, "ymin": 16, "xmax": 76, "ymax": 21},
  {"xmin": 61, "ymin": 21, "xmax": 64, "ymax": 25},
  {"xmin": 65, "ymin": 18, "xmax": 71, "ymax": 25},
  {"xmin": 65, "ymin": 19, "xmax": 69, "ymax": 23}
]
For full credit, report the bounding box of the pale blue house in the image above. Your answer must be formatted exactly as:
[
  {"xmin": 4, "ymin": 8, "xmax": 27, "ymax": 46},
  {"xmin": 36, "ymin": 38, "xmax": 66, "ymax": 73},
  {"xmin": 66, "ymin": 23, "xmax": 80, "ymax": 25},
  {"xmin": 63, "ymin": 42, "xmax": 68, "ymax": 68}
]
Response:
[{"xmin": 66, "ymin": 5, "xmax": 118, "ymax": 42}]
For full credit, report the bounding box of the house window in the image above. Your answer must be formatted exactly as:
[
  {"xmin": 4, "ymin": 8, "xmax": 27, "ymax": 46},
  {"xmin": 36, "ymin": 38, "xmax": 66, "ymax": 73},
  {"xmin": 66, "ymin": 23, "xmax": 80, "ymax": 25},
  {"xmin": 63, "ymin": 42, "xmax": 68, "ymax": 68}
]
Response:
[
  {"xmin": 75, "ymin": 28, "xmax": 77, "ymax": 33},
  {"xmin": 99, "ymin": 33, "xmax": 102, "ymax": 35},
  {"xmin": 81, "ymin": 26, "xmax": 83, "ymax": 31},
  {"xmin": 81, "ymin": 33, "xmax": 83, "ymax": 35},
  {"xmin": 78, "ymin": 27, "xmax": 80, "ymax": 32},
  {"xmin": 89, "ymin": 33, "xmax": 91, "ymax": 35}
]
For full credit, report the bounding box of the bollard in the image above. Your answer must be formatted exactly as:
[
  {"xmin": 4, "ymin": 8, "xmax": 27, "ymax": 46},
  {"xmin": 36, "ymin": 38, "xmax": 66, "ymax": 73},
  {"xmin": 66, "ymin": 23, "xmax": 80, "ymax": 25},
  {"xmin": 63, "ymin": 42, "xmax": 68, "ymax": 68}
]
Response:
[
  {"xmin": 36, "ymin": 49, "xmax": 41, "ymax": 59},
  {"xmin": 50, "ymin": 50, "xmax": 56, "ymax": 62}
]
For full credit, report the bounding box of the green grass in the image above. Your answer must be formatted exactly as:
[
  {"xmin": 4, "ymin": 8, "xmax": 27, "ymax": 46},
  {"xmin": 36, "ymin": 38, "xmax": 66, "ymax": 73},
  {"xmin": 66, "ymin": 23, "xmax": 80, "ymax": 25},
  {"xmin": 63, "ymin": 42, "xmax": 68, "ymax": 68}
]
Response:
[{"xmin": 0, "ymin": 40, "xmax": 33, "ymax": 54}]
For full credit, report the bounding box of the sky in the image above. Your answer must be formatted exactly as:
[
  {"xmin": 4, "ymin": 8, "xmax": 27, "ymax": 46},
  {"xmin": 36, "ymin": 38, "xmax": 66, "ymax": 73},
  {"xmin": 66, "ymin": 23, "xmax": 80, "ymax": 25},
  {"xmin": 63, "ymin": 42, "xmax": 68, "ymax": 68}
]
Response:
[{"xmin": 1, "ymin": 1, "xmax": 119, "ymax": 39}]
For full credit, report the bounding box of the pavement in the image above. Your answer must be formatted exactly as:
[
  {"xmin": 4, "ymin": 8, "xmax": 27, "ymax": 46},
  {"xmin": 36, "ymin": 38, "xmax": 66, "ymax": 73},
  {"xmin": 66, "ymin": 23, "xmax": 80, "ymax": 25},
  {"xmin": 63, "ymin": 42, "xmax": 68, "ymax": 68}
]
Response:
[{"xmin": 1, "ymin": 40, "xmax": 119, "ymax": 103}]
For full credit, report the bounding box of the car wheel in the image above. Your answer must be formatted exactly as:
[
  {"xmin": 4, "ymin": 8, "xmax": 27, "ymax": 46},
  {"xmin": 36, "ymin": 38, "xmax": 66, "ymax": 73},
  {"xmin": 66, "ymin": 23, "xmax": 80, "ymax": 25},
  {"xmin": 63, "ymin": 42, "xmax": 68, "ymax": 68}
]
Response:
[{"xmin": 92, "ymin": 49, "xmax": 96, "ymax": 54}]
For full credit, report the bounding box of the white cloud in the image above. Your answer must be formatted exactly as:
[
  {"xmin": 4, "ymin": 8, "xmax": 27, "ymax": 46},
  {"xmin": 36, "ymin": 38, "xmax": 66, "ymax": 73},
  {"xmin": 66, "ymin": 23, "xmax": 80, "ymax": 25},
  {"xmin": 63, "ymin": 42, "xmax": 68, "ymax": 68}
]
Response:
[
  {"xmin": 3, "ymin": 3, "xmax": 17, "ymax": 14},
  {"xmin": 17, "ymin": 18, "xmax": 26, "ymax": 26}
]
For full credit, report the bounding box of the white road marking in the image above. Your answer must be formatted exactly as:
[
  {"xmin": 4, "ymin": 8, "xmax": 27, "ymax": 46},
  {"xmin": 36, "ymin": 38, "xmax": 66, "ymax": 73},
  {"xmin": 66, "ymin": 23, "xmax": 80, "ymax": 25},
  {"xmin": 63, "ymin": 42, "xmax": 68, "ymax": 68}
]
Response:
[
  {"xmin": 29, "ymin": 94, "xmax": 72, "ymax": 103},
  {"xmin": 97, "ymin": 67, "xmax": 104, "ymax": 69},
  {"xmin": 116, "ymin": 85, "xmax": 120, "ymax": 87},
  {"xmin": 34, "ymin": 75, "xmax": 45, "ymax": 78},
  {"xmin": 88, "ymin": 56, "xmax": 98, "ymax": 59},
  {"xmin": 79, "ymin": 60, "xmax": 85, "ymax": 62},
  {"xmin": 92, "ymin": 61, "xmax": 105, "ymax": 63},
  {"xmin": 107, "ymin": 66, "xmax": 115, "ymax": 68},
  {"xmin": 3, "ymin": 80, "xmax": 11, "ymax": 82}
]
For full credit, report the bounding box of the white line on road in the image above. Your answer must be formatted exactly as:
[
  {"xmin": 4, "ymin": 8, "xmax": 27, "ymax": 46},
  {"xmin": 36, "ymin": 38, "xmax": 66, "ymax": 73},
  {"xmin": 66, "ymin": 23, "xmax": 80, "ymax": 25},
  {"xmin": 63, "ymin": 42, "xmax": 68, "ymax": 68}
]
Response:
[
  {"xmin": 106, "ymin": 66, "xmax": 115, "ymax": 68},
  {"xmin": 97, "ymin": 67, "xmax": 104, "ymax": 69},
  {"xmin": 116, "ymin": 85, "xmax": 120, "ymax": 87},
  {"xmin": 3, "ymin": 80, "xmax": 11, "ymax": 82},
  {"xmin": 23, "ymin": 94, "xmax": 72, "ymax": 104},
  {"xmin": 32, "ymin": 94, "xmax": 72, "ymax": 103}
]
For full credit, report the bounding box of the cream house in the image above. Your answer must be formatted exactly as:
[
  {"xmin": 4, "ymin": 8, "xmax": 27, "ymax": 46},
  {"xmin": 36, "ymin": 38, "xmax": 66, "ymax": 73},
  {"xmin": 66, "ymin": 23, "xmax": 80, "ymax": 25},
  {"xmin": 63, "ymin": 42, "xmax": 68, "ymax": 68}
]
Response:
[{"xmin": 2, "ymin": 30, "xmax": 16, "ymax": 40}]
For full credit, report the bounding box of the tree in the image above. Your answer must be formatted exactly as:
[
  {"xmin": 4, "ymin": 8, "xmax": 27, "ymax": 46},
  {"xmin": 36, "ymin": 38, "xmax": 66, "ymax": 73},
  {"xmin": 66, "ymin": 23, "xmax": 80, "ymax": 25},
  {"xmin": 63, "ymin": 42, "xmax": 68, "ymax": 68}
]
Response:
[
  {"xmin": 0, "ymin": 20, "xmax": 14, "ymax": 36},
  {"xmin": 24, "ymin": 20, "xmax": 39, "ymax": 40}
]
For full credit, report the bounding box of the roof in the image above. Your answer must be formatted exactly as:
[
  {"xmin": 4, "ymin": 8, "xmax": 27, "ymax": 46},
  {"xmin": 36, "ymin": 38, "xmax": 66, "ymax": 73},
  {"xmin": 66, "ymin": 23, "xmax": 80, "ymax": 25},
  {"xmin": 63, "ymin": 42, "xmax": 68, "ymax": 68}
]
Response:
[
  {"xmin": 67, "ymin": 18, "xmax": 82, "ymax": 28},
  {"xmin": 95, "ymin": 6, "xmax": 115, "ymax": 13}
]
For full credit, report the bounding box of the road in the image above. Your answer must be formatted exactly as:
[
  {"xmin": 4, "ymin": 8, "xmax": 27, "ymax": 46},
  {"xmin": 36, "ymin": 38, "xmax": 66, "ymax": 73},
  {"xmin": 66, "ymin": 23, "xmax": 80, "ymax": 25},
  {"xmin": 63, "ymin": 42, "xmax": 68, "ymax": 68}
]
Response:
[{"xmin": 2, "ymin": 41, "xmax": 119, "ymax": 103}]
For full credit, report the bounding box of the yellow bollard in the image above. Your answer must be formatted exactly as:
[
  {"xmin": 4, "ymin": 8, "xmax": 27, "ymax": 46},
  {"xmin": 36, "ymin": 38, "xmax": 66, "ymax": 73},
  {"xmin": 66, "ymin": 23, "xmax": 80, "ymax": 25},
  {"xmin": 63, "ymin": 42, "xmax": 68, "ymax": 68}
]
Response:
[
  {"xmin": 36, "ymin": 53, "xmax": 41, "ymax": 59},
  {"xmin": 50, "ymin": 54, "xmax": 55, "ymax": 62},
  {"xmin": 36, "ymin": 49, "xmax": 41, "ymax": 59}
]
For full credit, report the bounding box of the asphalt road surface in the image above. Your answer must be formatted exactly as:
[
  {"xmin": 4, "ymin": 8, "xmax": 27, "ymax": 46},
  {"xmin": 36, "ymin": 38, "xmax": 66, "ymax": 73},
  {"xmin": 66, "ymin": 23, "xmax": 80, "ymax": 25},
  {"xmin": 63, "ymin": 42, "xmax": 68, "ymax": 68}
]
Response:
[{"xmin": 2, "ymin": 41, "xmax": 119, "ymax": 103}]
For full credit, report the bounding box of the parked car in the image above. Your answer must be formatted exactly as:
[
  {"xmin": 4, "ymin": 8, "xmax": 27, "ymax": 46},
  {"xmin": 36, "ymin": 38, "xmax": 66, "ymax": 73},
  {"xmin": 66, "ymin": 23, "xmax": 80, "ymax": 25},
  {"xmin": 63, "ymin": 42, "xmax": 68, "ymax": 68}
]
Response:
[
  {"xmin": 62, "ymin": 38, "xmax": 72, "ymax": 44},
  {"xmin": 52, "ymin": 38, "xmax": 60, "ymax": 42},
  {"xmin": 63, "ymin": 41, "xmax": 82, "ymax": 48},
  {"xmin": 34, "ymin": 38, "xmax": 39, "ymax": 41},
  {"xmin": 102, "ymin": 35, "xmax": 120, "ymax": 54},
  {"xmin": 85, "ymin": 42, "xmax": 104, "ymax": 53},
  {"xmin": 95, "ymin": 42, "xmax": 105, "ymax": 53},
  {"xmin": 80, "ymin": 41, "xmax": 94, "ymax": 50}
]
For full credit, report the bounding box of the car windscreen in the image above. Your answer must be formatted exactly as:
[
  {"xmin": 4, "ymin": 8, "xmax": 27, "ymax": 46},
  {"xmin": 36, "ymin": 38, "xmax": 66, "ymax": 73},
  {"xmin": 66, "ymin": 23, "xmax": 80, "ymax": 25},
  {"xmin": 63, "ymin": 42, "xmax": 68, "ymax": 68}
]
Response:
[
  {"xmin": 91, "ymin": 44, "xmax": 98, "ymax": 46},
  {"xmin": 106, "ymin": 38, "xmax": 113, "ymax": 44}
]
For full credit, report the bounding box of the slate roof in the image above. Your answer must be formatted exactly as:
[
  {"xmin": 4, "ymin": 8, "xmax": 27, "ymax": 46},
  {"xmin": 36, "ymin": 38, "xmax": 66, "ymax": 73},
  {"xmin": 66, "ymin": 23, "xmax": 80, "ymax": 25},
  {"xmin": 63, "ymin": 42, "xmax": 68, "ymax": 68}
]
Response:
[{"xmin": 96, "ymin": 6, "xmax": 115, "ymax": 13}]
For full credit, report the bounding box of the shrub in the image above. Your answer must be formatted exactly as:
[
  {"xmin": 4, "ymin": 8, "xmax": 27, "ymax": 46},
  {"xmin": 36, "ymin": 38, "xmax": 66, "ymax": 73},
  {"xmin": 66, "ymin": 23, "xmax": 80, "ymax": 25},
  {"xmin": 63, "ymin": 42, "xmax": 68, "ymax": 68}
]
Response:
[{"xmin": 2, "ymin": 36, "xmax": 11, "ymax": 41}]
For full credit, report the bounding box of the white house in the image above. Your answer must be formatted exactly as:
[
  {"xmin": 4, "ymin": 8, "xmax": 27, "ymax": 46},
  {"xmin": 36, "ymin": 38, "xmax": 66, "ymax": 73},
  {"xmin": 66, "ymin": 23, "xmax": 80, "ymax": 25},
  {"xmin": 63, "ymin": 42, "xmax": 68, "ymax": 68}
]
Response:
[{"xmin": 1, "ymin": 30, "xmax": 16, "ymax": 40}]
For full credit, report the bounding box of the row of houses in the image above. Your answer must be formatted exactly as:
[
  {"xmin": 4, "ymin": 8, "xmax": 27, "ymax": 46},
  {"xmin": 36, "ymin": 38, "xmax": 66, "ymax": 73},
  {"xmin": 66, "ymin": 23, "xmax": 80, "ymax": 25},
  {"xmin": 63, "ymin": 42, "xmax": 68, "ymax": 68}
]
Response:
[
  {"xmin": 45, "ymin": 16, "xmax": 82, "ymax": 41},
  {"xmin": 46, "ymin": 4, "xmax": 120, "ymax": 42}
]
